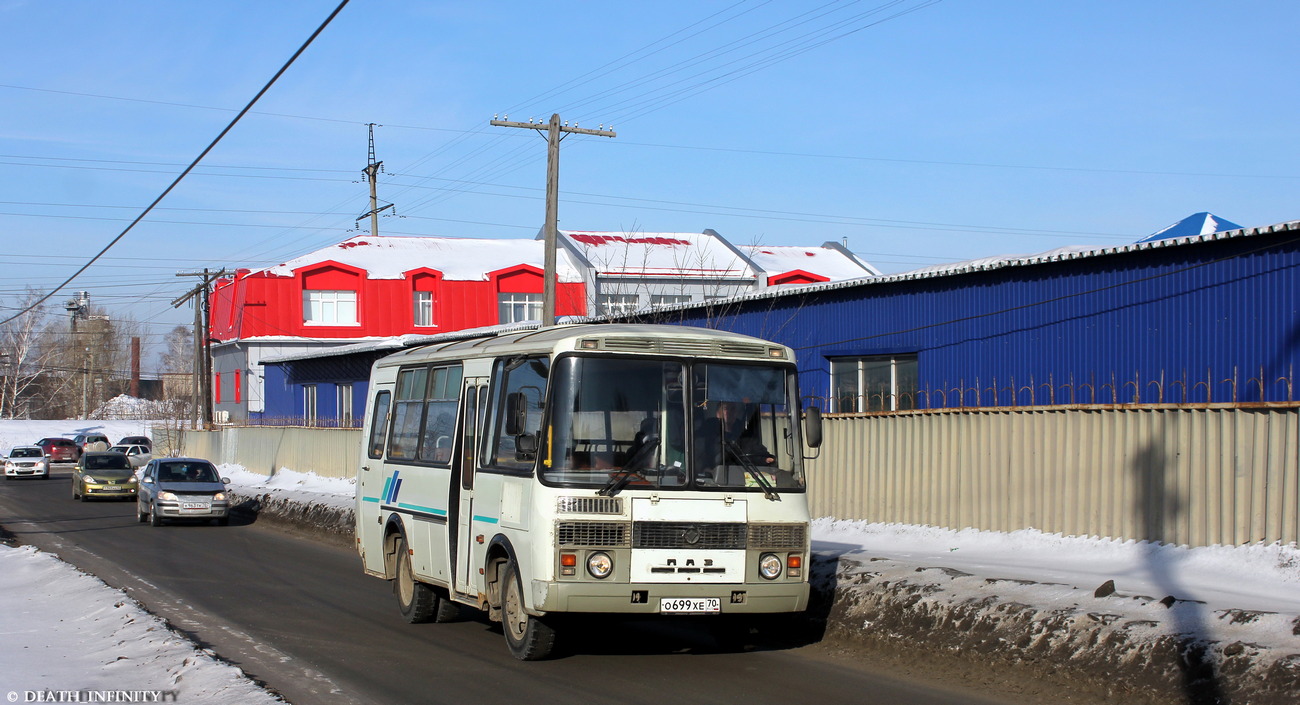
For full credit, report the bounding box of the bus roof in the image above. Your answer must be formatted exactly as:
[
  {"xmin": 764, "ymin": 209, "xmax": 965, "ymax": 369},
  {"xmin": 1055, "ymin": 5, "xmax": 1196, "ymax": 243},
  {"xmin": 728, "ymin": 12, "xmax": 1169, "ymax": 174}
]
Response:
[{"xmin": 374, "ymin": 323, "xmax": 791, "ymax": 369}]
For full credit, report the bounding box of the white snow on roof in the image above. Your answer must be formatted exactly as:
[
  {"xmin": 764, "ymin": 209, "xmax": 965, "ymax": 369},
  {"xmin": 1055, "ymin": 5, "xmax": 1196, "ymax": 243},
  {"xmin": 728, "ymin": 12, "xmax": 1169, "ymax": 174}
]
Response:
[
  {"xmin": 562, "ymin": 230, "xmax": 755, "ymax": 279},
  {"xmin": 258, "ymin": 235, "xmax": 582, "ymax": 281},
  {"xmin": 743, "ymin": 244, "xmax": 872, "ymax": 281}
]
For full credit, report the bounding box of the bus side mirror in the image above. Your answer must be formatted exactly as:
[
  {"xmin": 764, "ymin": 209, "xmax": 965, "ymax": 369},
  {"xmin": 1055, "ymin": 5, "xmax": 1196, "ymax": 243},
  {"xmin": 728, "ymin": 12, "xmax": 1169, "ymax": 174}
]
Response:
[
  {"xmin": 505, "ymin": 392, "xmax": 527, "ymax": 436},
  {"xmin": 804, "ymin": 407, "xmax": 823, "ymax": 449}
]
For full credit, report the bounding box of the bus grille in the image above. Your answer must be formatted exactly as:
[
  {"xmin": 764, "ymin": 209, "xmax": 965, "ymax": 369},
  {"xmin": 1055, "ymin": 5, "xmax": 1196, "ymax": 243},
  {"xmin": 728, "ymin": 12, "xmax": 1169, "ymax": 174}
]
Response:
[
  {"xmin": 633, "ymin": 522, "xmax": 747, "ymax": 550},
  {"xmin": 556, "ymin": 496, "xmax": 623, "ymax": 515},
  {"xmin": 748, "ymin": 523, "xmax": 806, "ymax": 549},
  {"xmin": 557, "ymin": 521, "xmax": 630, "ymax": 547}
]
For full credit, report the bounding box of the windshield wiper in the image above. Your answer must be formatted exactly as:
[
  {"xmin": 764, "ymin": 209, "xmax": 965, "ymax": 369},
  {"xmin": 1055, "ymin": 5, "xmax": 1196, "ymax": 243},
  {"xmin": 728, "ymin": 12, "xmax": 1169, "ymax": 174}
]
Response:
[
  {"xmin": 599, "ymin": 436, "xmax": 661, "ymax": 497},
  {"xmin": 724, "ymin": 440, "xmax": 780, "ymax": 501}
]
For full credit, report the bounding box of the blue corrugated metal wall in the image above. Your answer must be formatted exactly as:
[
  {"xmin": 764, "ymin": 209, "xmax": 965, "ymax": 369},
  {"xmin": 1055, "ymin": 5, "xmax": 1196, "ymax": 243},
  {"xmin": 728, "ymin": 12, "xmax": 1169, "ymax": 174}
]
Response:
[{"xmin": 647, "ymin": 229, "xmax": 1300, "ymax": 408}]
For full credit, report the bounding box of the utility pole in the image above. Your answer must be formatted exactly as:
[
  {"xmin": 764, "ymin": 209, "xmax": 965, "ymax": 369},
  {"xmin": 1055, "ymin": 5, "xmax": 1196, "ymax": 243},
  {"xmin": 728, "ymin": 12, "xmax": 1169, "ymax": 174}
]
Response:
[
  {"xmin": 490, "ymin": 113, "xmax": 615, "ymax": 326},
  {"xmin": 173, "ymin": 269, "xmax": 227, "ymax": 428},
  {"xmin": 357, "ymin": 123, "xmax": 393, "ymax": 237}
]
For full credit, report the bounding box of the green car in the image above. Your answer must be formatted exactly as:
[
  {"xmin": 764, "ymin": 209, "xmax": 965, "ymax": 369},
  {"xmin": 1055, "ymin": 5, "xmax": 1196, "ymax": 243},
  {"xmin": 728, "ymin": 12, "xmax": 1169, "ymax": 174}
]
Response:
[{"xmin": 72, "ymin": 451, "xmax": 138, "ymax": 501}]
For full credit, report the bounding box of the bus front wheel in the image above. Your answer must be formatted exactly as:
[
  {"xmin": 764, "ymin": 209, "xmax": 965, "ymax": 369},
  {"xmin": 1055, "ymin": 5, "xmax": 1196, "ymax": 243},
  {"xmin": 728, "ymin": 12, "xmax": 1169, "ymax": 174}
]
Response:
[{"xmin": 502, "ymin": 560, "xmax": 556, "ymax": 660}]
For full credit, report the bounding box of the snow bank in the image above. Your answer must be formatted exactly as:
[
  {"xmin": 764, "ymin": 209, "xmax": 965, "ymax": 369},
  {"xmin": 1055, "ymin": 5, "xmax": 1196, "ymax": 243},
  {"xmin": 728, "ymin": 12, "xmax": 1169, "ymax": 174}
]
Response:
[{"xmin": 0, "ymin": 544, "xmax": 282, "ymax": 703}]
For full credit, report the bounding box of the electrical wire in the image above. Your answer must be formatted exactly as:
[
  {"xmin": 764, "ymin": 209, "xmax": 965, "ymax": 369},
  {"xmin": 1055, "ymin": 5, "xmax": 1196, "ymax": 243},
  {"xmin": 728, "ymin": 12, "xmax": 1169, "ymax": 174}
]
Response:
[{"xmin": 0, "ymin": 0, "xmax": 352, "ymax": 328}]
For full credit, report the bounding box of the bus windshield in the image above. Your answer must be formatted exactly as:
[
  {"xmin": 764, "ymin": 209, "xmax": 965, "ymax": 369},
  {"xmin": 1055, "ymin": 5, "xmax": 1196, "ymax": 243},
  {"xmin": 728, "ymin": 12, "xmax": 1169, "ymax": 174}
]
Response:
[{"xmin": 544, "ymin": 355, "xmax": 805, "ymax": 492}]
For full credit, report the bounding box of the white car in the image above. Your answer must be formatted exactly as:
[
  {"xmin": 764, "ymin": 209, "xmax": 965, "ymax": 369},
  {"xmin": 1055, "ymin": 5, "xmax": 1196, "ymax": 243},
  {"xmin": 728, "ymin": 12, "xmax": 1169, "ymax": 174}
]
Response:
[
  {"xmin": 4, "ymin": 445, "xmax": 50, "ymax": 480},
  {"xmin": 108, "ymin": 444, "xmax": 152, "ymax": 468}
]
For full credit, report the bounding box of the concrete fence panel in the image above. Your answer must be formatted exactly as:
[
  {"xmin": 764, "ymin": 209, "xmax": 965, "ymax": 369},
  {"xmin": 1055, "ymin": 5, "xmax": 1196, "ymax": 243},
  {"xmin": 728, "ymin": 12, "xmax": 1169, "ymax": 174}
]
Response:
[
  {"xmin": 182, "ymin": 427, "xmax": 362, "ymax": 480},
  {"xmin": 186, "ymin": 407, "xmax": 1297, "ymax": 548}
]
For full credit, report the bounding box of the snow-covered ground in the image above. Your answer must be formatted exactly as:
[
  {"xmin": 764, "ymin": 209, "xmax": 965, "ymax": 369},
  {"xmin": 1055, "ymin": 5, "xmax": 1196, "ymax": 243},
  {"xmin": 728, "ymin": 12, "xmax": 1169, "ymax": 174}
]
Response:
[
  {"xmin": 2, "ymin": 418, "xmax": 1298, "ymax": 700},
  {"xmin": 0, "ymin": 544, "xmax": 284, "ymax": 704},
  {"xmin": 0, "ymin": 419, "xmax": 157, "ymax": 454}
]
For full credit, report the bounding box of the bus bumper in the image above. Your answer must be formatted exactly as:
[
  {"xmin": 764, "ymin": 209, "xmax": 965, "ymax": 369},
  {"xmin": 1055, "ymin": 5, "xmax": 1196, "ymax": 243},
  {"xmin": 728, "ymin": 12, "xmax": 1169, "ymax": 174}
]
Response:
[{"xmin": 534, "ymin": 580, "xmax": 809, "ymax": 614}]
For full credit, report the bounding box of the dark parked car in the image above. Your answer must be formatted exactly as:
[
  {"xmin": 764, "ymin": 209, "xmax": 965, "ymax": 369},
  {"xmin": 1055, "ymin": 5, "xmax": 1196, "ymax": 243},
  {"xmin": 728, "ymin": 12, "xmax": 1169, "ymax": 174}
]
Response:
[
  {"xmin": 137, "ymin": 458, "xmax": 231, "ymax": 526},
  {"xmin": 72, "ymin": 451, "xmax": 138, "ymax": 500},
  {"xmin": 35, "ymin": 437, "xmax": 78, "ymax": 463},
  {"xmin": 117, "ymin": 436, "xmax": 152, "ymax": 450}
]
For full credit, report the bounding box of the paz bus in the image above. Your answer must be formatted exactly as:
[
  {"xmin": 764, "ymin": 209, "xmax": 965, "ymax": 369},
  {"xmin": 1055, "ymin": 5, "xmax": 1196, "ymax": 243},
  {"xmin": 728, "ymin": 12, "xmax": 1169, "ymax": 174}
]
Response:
[{"xmin": 355, "ymin": 323, "xmax": 822, "ymax": 660}]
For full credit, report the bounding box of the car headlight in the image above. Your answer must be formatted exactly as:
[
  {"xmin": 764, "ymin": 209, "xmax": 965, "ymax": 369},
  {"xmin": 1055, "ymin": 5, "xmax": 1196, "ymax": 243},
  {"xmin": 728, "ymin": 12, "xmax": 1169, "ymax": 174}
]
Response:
[
  {"xmin": 158, "ymin": 491, "xmax": 178, "ymax": 501},
  {"xmin": 82, "ymin": 475, "xmax": 99, "ymax": 484},
  {"xmin": 758, "ymin": 553, "xmax": 783, "ymax": 580},
  {"xmin": 213, "ymin": 492, "xmax": 226, "ymax": 501},
  {"xmin": 586, "ymin": 551, "xmax": 613, "ymax": 579}
]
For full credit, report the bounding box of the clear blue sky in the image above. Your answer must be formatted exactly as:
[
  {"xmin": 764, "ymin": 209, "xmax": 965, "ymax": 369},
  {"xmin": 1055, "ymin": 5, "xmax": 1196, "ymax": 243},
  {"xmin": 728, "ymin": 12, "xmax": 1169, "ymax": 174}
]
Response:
[{"xmin": 2, "ymin": 1, "xmax": 1296, "ymax": 368}]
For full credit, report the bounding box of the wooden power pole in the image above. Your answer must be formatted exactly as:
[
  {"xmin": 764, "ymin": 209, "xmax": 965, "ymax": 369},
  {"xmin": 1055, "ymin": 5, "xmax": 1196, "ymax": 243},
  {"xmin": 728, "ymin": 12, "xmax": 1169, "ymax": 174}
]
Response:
[
  {"xmin": 490, "ymin": 113, "xmax": 615, "ymax": 326},
  {"xmin": 173, "ymin": 269, "xmax": 227, "ymax": 428}
]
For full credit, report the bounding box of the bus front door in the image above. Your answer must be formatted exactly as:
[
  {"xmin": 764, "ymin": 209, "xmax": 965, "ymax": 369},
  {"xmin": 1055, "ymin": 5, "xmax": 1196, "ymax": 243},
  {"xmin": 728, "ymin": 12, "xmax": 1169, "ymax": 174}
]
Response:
[{"xmin": 452, "ymin": 378, "xmax": 488, "ymax": 599}]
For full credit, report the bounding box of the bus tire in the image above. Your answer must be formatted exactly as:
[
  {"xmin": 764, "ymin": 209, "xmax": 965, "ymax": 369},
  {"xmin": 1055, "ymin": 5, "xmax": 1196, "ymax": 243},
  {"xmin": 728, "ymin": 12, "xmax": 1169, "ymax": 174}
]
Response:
[
  {"xmin": 395, "ymin": 537, "xmax": 437, "ymax": 623},
  {"xmin": 502, "ymin": 560, "xmax": 556, "ymax": 660}
]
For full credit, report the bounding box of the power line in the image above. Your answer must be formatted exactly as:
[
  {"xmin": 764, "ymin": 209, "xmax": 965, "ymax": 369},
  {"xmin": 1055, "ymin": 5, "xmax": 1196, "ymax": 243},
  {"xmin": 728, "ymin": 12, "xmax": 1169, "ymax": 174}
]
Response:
[{"xmin": 0, "ymin": 0, "xmax": 352, "ymax": 327}]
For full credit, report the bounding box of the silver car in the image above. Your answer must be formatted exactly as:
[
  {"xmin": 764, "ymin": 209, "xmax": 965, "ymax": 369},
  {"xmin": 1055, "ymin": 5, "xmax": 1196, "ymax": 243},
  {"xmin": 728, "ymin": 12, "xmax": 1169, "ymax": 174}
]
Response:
[
  {"xmin": 136, "ymin": 458, "xmax": 231, "ymax": 526},
  {"xmin": 108, "ymin": 444, "xmax": 152, "ymax": 468}
]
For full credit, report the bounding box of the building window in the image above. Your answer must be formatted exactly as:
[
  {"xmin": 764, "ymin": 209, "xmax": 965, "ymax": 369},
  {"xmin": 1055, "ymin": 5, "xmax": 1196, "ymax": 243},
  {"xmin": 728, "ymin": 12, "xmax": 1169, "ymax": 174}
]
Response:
[
  {"xmin": 650, "ymin": 294, "xmax": 691, "ymax": 307},
  {"xmin": 599, "ymin": 294, "xmax": 641, "ymax": 315},
  {"xmin": 498, "ymin": 293, "xmax": 542, "ymax": 324},
  {"xmin": 303, "ymin": 290, "xmax": 357, "ymax": 325},
  {"xmin": 304, "ymin": 385, "xmax": 318, "ymax": 423},
  {"xmin": 337, "ymin": 383, "xmax": 353, "ymax": 426},
  {"xmin": 413, "ymin": 291, "xmax": 435, "ymax": 327},
  {"xmin": 830, "ymin": 355, "xmax": 919, "ymax": 412}
]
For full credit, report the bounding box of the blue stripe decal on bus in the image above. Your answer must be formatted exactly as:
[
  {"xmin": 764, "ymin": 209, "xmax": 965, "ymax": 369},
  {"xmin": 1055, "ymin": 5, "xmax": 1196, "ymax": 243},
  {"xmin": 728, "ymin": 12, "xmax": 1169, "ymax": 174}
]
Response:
[
  {"xmin": 473, "ymin": 515, "xmax": 499, "ymax": 524},
  {"xmin": 392, "ymin": 477, "xmax": 404, "ymax": 503},
  {"xmin": 380, "ymin": 476, "xmax": 393, "ymax": 503},
  {"xmin": 398, "ymin": 503, "xmax": 447, "ymax": 516},
  {"xmin": 361, "ymin": 496, "xmax": 381, "ymax": 503}
]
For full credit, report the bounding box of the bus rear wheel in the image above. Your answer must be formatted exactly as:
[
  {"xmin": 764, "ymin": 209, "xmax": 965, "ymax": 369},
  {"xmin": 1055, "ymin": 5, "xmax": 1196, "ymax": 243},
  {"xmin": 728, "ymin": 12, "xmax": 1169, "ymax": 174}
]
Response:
[
  {"xmin": 502, "ymin": 560, "xmax": 556, "ymax": 660},
  {"xmin": 395, "ymin": 536, "xmax": 458, "ymax": 623}
]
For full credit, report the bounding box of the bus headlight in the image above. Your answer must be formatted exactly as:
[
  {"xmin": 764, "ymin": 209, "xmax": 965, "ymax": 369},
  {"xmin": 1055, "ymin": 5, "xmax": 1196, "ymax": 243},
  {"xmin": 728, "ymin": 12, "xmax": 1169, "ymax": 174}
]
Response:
[
  {"xmin": 758, "ymin": 553, "xmax": 783, "ymax": 580},
  {"xmin": 586, "ymin": 552, "xmax": 613, "ymax": 579}
]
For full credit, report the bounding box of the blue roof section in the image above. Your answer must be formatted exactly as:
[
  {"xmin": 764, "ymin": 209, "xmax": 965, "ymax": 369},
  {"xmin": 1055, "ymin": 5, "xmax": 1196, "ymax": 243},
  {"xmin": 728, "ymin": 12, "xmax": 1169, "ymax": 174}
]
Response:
[{"xmin": 1139, "ymin": 212, "xmax": 1243, "ymax": 243}]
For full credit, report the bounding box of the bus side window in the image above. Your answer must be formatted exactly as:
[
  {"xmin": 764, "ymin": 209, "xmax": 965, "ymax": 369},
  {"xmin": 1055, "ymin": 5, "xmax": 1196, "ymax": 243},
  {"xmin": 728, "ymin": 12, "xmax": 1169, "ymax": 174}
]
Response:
[{"xmin": 368, "ymin": 391, "xmax": 391, "ymax": 459}]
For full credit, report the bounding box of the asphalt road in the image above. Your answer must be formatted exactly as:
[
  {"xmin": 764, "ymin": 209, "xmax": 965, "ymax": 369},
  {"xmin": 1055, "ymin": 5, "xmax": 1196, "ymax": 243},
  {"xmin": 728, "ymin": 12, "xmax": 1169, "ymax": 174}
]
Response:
[{"xmin": 1, "ymin": 468, "xmax": 1019, "ymax": 705}]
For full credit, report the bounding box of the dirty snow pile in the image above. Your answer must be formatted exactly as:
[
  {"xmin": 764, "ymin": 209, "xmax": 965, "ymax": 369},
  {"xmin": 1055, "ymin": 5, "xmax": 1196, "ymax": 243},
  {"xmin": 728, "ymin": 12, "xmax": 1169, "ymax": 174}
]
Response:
[
  {"xmin": 220, "ymin": 465, "xmax": 355, "ymax": 512},
  {"xmin": 0, "ymin": 544, "xmax": 282, "ymax": 704},
  {"xmin": 90, "ymin": 394, "xmax": 185, "ymax": 420},
  {"xmin": 813, "ymin": 518, "xmax": 1300, "ymax": 660}
]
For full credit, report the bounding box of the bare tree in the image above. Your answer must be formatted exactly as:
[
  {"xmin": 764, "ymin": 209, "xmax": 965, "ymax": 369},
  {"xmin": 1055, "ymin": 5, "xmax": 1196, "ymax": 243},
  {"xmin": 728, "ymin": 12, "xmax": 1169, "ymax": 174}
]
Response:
[
  {"xmin": 160, "ymin": 325, "xmax": 194, "ymax": 374},
  {"xmin": 0, "ymin": 290, "xmax": 60, "ymax": 418}
]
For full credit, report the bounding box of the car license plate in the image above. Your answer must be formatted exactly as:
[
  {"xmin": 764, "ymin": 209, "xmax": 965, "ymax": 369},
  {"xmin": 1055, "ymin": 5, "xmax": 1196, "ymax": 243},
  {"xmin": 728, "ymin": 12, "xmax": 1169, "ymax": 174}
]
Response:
[
  {"xmin": 182, "ymin": 502, "xmax": 208, "ymax": 510},
  {"xmin": 660, "ymin": 597, "xmax": 721, "ymax": 614}
]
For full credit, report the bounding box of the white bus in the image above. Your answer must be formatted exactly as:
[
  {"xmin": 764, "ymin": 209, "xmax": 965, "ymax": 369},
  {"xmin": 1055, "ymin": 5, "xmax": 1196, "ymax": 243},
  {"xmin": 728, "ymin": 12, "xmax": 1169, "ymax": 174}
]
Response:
[{"xmin": 355, "ymin": 323, "xmax": 822, "ymax": 660}]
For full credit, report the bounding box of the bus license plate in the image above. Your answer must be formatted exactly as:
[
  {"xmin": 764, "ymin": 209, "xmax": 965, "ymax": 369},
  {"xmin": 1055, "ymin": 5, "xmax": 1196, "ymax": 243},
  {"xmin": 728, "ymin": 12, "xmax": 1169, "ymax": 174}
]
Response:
[{"xmin": 660, "ymin": 597, "xmax": 721, "ymax": 614}]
